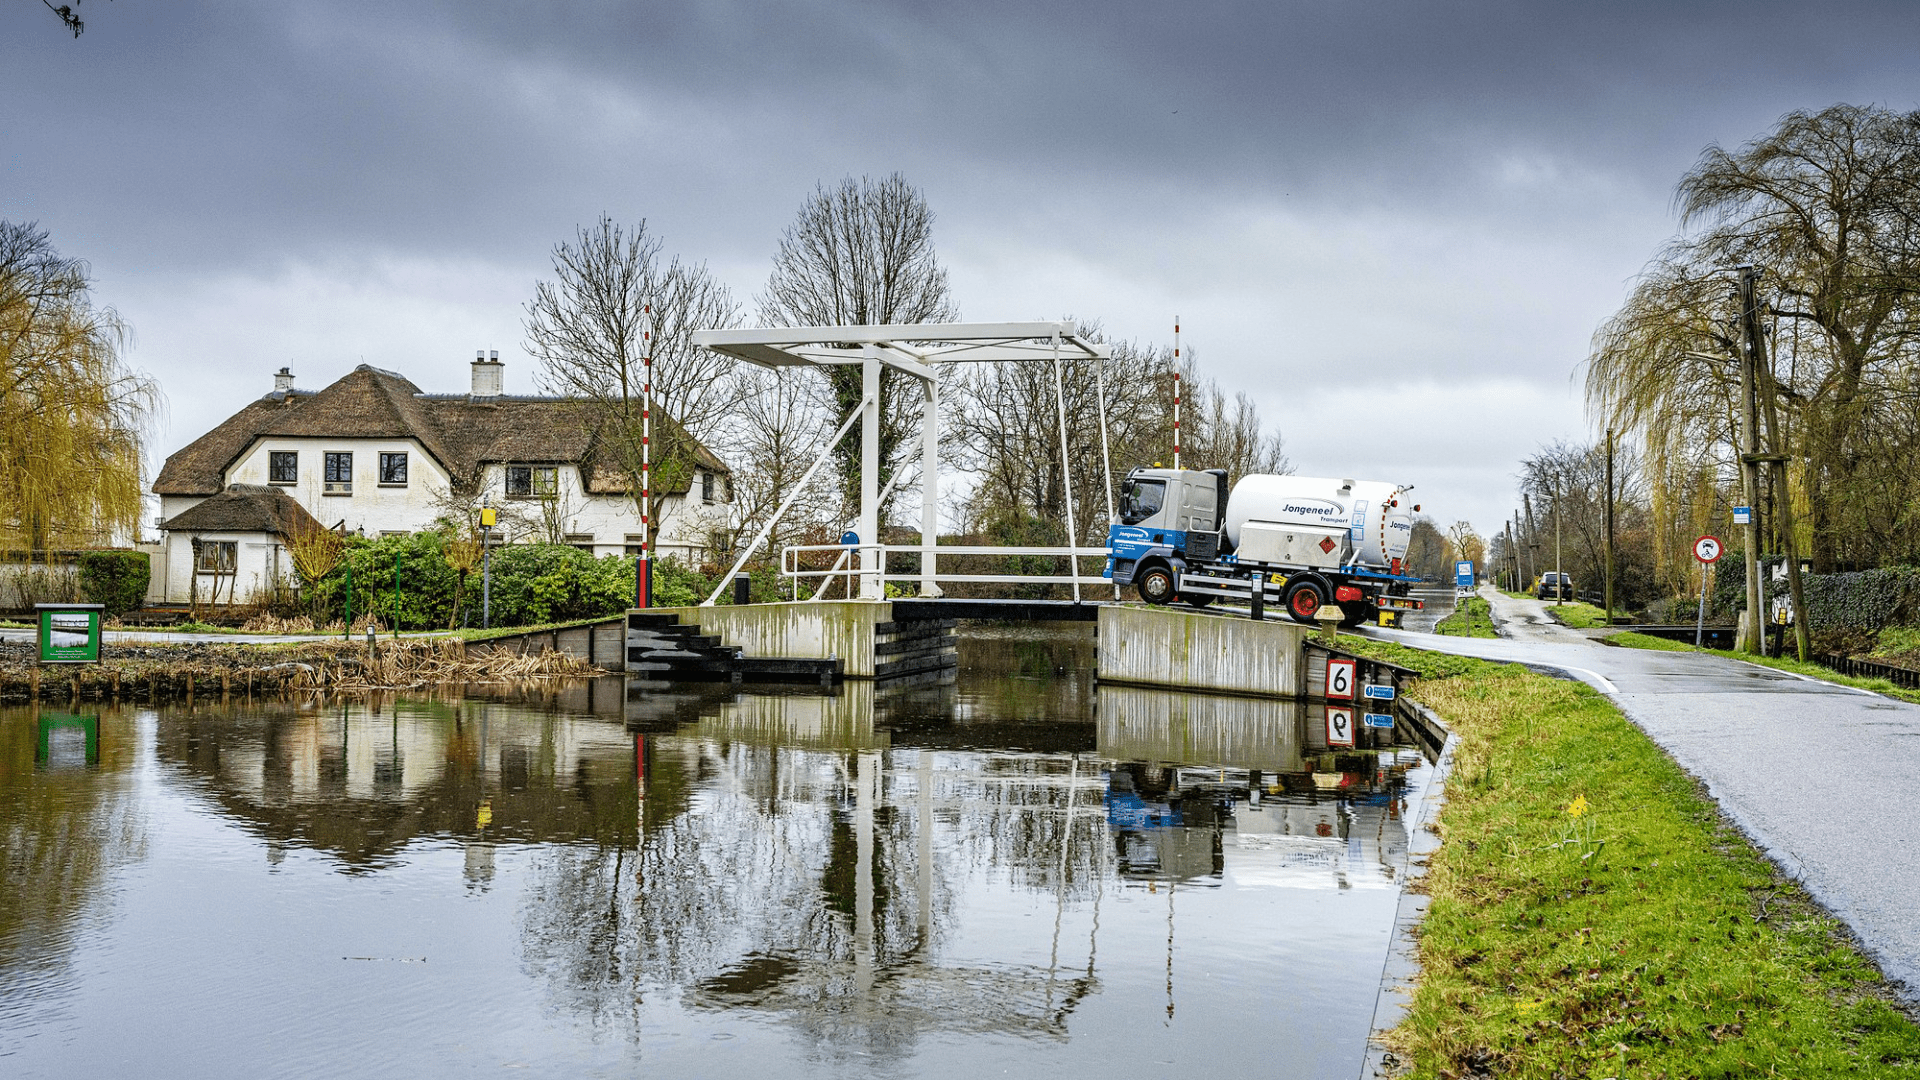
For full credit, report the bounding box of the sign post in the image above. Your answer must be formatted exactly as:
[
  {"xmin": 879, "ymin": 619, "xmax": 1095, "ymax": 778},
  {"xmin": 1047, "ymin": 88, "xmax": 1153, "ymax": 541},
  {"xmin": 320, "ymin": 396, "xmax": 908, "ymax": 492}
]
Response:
[
  {"xmin": 35, "ymin": 603, "xmax": 103, "ymax": 665},
  {"xmin": 1455, "ymin": 560, "xmax": 1474, "ymax": 595},
  {"xmin": 480, "ymin": 502, "xmax": 496, "ymax": 629},
  {"xmin": 1692, "ymin": 534, "xmax": 1722, "ymax": 647}
]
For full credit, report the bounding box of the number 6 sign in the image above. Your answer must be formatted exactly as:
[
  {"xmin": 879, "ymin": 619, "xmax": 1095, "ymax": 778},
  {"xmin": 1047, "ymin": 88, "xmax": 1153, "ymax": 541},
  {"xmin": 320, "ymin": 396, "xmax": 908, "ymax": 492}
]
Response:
[
  {"xmin": 1326, "ymin": 658, "xmax": 1356, "ymax": 700},
  {"xmin": 1694, "ymin": 535, "xmax": 1723, "ymax": 564}
]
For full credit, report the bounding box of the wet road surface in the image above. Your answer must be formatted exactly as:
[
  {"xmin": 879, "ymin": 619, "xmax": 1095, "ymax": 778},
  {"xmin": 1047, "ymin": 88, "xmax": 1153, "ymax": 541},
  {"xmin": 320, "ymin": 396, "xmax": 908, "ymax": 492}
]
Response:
[{"xmin": 1370, "ymin": 585, "xmax": 1920, "ymax": 1001}]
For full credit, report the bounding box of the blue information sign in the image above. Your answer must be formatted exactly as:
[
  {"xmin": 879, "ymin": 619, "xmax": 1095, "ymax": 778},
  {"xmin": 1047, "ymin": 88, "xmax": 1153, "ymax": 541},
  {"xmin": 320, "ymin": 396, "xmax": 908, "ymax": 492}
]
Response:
[
  {"xmin": 1733, "ymin": 506, "xmax": 1752, "ymax": 525},
  {"xmin": 1363, "ymin": 684, "xmax": 1396, "ymax": 701},
  {"xmin": 1363, "ymin": 713, "xmax": 1395, "ymax": 729},
  {"xmin": 1455, "ymin": 560, "xmax": 1474, "ymax": 589}
]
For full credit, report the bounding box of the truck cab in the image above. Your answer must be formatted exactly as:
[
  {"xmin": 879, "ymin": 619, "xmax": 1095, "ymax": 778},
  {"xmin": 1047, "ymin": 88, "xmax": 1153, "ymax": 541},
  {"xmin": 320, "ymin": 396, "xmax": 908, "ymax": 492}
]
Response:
[{"xmin": 1106, "ymin": 467, "xmax": 1227, "ymax": 601}]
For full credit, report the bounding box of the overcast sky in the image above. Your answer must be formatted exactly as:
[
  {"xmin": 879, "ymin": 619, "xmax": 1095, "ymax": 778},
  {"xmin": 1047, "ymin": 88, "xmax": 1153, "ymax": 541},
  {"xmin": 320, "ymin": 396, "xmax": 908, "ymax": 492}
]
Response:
[{"xmin": 8, "ymin": 0, "xmax": 1920, "ymax": 540}]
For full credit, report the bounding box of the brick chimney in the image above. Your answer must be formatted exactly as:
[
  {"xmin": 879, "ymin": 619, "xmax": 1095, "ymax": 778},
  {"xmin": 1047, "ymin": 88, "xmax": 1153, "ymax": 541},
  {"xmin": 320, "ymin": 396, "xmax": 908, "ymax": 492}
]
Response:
[
  {"xmin": 471, "ymin": 350, "xmax": 503, "ymax": 398},
  {"xmin": 274, "ymin": 367, "xmax": 295, "ymax": 393}
]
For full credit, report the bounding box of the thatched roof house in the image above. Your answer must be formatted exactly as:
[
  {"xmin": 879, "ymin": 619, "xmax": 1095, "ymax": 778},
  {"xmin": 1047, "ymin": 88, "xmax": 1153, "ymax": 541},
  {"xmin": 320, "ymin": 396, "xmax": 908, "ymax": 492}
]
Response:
[{"xmin": 149, "ymin": 358, "xmax": 731, "ymax": 603}]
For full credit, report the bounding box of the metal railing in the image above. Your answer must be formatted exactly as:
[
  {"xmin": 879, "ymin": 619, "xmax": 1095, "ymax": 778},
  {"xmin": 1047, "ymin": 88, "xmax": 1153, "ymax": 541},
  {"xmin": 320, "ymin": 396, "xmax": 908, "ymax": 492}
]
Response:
[{"xmin": 780, "ymin": 543, "xmax": 1113, "ymax": 594}]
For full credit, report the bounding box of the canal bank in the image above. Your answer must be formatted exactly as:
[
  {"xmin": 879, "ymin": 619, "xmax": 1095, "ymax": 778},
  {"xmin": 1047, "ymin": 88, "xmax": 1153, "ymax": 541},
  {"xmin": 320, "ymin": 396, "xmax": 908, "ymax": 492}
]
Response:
[{"xmin": 1337, "ymin": 636, "xmax": 1920, "ymax": 1078}]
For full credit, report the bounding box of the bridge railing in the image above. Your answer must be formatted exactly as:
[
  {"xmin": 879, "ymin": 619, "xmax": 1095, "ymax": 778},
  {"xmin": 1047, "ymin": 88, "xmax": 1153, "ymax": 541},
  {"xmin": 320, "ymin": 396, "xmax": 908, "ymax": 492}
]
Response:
[{"xmin": 780, "ymin": 543, "xmax": 1113, "ymax": 595}]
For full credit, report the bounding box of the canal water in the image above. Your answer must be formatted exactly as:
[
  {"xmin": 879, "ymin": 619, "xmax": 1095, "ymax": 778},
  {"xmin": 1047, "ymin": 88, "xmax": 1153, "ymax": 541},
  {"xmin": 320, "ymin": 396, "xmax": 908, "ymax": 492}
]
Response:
[{"xmin": 1, "ymin": 626, "xmax": 1433, "ymax": 1079}]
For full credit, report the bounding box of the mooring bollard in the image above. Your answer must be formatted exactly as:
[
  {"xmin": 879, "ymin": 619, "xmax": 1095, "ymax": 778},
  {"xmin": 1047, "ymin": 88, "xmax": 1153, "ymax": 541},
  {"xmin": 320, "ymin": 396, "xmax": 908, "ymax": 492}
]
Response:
[
  {"xmin": 733, "ymin": 573, "xmax": 751, "ymax": 606},
  {"xmin": 1316, "ymin": 604, "xmax": 1345, "ymax": 641}
]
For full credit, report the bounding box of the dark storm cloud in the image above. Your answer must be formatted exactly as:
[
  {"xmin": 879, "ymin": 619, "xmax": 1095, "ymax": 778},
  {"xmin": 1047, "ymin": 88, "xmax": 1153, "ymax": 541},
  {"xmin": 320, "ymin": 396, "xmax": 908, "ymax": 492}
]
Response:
[{"xmin": 6, "ymin": 0, "xmax": 1920, "ymax": 532}]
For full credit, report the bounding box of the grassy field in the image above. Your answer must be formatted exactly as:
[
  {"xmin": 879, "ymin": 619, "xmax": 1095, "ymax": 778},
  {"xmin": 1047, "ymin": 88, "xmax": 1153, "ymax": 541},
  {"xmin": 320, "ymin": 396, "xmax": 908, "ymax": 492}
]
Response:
[
  {"xmin": 1607, "ymin": 631, "xmax": 1920, "ymax": 706},
  {"xmin": 1337, "ymin": 638, "xmax": 1920, "ymax": 1078},
  {"xmin": 1435, "ymin": 596, "xmax": 1498, "ymax": 638}
]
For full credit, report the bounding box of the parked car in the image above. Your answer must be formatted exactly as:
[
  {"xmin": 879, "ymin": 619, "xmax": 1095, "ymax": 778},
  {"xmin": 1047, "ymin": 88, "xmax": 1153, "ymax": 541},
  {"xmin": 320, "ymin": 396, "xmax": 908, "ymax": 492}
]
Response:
[{"xmin": 1535, "ymin": 571, "xmax": 1574, "ymax": 600}]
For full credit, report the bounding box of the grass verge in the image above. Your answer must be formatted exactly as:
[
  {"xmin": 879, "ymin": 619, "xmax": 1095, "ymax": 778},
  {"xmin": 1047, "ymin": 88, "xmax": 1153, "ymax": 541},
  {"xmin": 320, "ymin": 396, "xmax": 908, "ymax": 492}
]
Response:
[
  {"xmin": 1436, "ymin": 596, "xmax": 1498, "ymax": 638},
  {"xmin": 1544, "ymin": 600, "xmax": 1628, "ymax": 630},
  {"xmin": 1335, "ymin": 637, "xmax": 1920, "ymax": 1078},
  {"xmin": 1608, "ymin": 632, "xmax": 1920, "ymax": 706}
]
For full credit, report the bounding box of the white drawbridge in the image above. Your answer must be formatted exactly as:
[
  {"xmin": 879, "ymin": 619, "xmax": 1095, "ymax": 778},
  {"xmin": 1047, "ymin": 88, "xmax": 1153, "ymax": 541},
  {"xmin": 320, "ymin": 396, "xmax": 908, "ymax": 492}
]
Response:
[{"xmin": 689, "ymin": 321, "xmax": 1118, "ymax": 605}]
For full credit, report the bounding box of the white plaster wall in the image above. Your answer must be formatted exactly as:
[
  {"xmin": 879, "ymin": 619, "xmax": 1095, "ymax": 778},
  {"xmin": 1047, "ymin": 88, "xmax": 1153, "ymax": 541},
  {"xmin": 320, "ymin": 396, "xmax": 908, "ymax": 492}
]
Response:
[
  {"xmin": 162, "ymin": 530, "xmax": 288, "ymax": 606},
  {"xmin": 473, "ymin": 463, "xmax": 730, "ymax": 563},
  {"xmin": 228, "ymin": 436, "xmax": 455, "ymax": 535}
]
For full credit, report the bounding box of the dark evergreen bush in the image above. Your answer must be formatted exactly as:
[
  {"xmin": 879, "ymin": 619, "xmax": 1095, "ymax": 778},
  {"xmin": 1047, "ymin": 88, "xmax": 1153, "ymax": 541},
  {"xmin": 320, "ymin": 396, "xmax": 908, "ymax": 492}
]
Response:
[{"xmin": 77, "ymin": 550, "xmax": 150, "ymax": 616}]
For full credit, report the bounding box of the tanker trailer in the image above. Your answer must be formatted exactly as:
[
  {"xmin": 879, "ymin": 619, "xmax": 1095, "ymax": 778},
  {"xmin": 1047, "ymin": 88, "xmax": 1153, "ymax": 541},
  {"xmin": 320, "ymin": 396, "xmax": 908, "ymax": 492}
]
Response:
[{"xmin": 1105, "ymin": 467, "xmax": 1425, "ymax": 626}]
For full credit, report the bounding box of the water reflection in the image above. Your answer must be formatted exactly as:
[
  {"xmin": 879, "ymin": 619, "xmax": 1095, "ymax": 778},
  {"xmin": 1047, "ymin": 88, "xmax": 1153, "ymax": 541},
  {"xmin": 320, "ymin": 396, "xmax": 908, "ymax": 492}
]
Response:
[
  {"xmin": 0, "ymin": 709, "xmax": 144, "ymax": 1048},
  {"xmin": 0, "ymin": 626, "xmax": 1432, "ymax": 1078}
]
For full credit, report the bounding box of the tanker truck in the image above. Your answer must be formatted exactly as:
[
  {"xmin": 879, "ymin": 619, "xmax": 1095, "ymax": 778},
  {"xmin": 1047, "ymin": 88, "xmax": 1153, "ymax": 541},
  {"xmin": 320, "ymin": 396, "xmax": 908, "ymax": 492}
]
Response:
[{"xmin": 1104, "ymin": 467, "xmax": 1426, "ymax": 627}]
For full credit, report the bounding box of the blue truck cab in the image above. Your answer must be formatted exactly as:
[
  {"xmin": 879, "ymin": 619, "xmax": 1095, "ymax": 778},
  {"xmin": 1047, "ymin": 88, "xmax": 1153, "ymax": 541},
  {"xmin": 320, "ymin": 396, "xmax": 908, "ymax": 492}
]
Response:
[{"xmin": 1106, "ymin": 467, "xmax": 1228, "ymax": 604}]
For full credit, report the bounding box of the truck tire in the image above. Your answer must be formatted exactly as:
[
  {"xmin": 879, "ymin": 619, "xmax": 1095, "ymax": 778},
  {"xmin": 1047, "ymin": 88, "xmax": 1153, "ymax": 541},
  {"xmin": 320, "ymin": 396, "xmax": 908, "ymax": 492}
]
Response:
[
  {"xmin": 1138, "ymin": 564, "xmax": 1177, "ymax": 605},
  {"xmin": 1339, "ymin": 602, "xmax": 1372, "ymax": 628},
  {"xmin": 1183, "ymin": 593, "xmax": 1215, "ymax": 609},
  {"xmin": 1284, "ymin": 579, "xmax": 1326, "ymax": 625}
]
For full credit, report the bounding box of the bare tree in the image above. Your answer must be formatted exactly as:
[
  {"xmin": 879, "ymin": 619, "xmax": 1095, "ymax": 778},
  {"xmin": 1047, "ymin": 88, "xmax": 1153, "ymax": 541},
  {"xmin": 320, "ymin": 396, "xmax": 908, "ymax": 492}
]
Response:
[
  {"xmin": 757, "ymin": 174, "xmax": 957, "ymax": 525},
  {"xmin": 524, "ymin": 216, "xmax": 744, "ymax": 553}
]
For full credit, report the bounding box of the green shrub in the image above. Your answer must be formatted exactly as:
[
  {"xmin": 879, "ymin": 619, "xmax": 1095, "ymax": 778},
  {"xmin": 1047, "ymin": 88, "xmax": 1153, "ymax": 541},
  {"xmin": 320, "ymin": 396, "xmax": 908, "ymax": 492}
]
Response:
[
  {"xmin": 77, "ymin": 550, "xmax": 150, "ymax": 616},
  {"xmin": 1800, "ymin": 566, "xmax": 1920, "ymax": 632}
]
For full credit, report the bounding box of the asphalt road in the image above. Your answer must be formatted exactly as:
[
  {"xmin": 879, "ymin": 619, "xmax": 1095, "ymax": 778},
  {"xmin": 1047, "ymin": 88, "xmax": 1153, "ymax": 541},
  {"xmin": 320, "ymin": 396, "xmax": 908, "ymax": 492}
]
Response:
[{"xmin": 1367, "ymin": 585, "xmax": 1920, "ymax": 1002}]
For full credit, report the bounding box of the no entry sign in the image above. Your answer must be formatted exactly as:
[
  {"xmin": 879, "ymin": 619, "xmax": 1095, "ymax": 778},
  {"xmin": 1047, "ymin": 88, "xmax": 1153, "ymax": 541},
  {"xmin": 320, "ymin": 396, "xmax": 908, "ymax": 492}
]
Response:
[{"xmin": 1693, "ymin": 535, "xmax": 1723, "ymax": 564}]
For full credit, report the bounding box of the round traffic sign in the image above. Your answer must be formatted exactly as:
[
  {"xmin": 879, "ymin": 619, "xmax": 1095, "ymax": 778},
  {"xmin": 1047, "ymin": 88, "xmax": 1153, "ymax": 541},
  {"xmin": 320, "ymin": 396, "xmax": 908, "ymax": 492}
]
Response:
[{"xmin": 1693, "ymin": 535, "xmax": 1723, "ymax": 563}]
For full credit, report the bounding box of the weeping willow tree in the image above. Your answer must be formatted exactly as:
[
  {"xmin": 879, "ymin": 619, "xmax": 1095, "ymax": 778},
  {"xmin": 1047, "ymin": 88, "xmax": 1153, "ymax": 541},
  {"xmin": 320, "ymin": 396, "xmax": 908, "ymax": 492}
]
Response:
[
  {"xmin": 1589, "ymin": 104, "xmax": 1920, "ymax": 577},
  {"xmin": 0, "ymin": 222, "xmax": 161, "ymax": 554}
]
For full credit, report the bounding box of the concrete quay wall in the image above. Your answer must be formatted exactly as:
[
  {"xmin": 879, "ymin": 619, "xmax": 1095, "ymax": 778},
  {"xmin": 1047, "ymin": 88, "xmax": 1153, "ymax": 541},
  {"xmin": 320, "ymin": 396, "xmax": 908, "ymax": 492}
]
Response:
[
  {"xmin": 1097, "ymin": 604, "xmax": 1308, "ymax": 697},
  {"xmin": 652, "ymin": 601, "xmax": 956, "ymax": 680}
]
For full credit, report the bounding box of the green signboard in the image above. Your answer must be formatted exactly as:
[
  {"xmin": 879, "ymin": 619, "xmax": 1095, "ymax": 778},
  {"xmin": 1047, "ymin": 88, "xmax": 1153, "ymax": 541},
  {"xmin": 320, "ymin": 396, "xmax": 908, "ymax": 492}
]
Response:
[{"xmin": 36, "ymin": 603, "xmax": 103, "ymax": 664}]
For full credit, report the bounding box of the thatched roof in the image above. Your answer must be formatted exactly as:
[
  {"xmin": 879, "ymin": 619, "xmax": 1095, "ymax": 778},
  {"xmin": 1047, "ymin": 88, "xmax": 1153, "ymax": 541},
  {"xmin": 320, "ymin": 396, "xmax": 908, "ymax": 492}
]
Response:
[
  {"xmin": 154, "ymin": 364, "xmax": 729, "ymax": 496},
  {"xmin": 160, "ymin": 484, "xmax": 325, "ymax": 536}
]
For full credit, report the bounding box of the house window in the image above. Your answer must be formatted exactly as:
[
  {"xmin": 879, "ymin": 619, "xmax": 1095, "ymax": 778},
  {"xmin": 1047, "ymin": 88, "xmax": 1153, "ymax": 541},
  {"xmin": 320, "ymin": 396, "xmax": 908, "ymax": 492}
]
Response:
[
  {"xmin": 624, "ymin": 533, "xmax": 647, "ymax": 557},
  {"xmin": 505, "ymin": 464, "xmax": 557, "ymax": 498},
  {"xmin": 324, "ymin": 452, "xmax": 353, "ymax": 494},
  {"xmin": 701, "ymin": 471, "xmax": 715, "ymax": 504},
  {"xmin": 194, "ymin": 540, "xmax": 237, "ymax": 573},
  {"xmin": 269, "ymin": 451, "xmax": 297, "ymax": 484},
  {"xmin": 564, "ymin": 532, "xmax": 596, "ymax": 552},
  {"xmin": 379, "ymin": 452, "xmax": 408, "ymax": 486}
]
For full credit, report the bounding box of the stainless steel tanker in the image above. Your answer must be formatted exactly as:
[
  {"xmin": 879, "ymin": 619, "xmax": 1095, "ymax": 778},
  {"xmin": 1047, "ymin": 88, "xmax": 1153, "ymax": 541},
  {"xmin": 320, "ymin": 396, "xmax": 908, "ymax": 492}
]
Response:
[{"xmin": 1106, "ymin": 466, "xmax": 1425, "ymax": 626}]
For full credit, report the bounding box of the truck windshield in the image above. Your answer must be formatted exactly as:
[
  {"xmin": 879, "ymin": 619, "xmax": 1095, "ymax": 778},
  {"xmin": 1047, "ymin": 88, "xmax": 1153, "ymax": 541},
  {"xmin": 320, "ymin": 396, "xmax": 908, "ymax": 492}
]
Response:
[{"xmin": 1119, "ymin": 479, "xmax": 1167, "ymax": 525}]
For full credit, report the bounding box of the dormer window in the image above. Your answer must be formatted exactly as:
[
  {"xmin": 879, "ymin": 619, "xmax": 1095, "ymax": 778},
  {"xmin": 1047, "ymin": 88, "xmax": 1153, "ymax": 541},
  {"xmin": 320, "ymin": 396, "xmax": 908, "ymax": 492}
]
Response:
[
  {"xmin": 701, "ymin": 471, "xmax": 715, "ymax": 504},
  {"xmin": 324, "ymin": 452, "xmax": 353, "ymax": 495},
  {"xmin": 379, "ymin": 452, "xmax": 409, "ymax": 486},
  {"xmin": 505, "ymin": 464, "xmax": 557, "ymax": 498}
]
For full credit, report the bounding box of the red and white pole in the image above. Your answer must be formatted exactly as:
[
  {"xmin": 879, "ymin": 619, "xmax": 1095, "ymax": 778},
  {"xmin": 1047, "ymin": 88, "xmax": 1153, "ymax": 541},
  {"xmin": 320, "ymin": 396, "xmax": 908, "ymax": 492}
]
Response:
[
  {"xmin": 1172, "ymin": 316, "xmax": 1182, "ymax": 470},
  {"xmin": 639, "ymin": 306, "xmax": 653, "ymax": 607}
]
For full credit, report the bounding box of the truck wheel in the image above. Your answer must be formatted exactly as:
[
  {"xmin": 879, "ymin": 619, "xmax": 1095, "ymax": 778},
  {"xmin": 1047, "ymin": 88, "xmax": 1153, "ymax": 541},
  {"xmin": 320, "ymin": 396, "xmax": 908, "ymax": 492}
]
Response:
[
  {"xmin": 1138, "ymin": 565, "xmax": 1177, "ymax": 605},
  {"xmin": 1339, "ymin": 603, "xmax": 1372, "ymax": 628},
  {"xmin": 1183, "ymin": 593, "xmax": 1215, "ymax": 609},
  {"xmin": 1284, "ymin": 580, "xmax": 1326, "ymax": 625}
]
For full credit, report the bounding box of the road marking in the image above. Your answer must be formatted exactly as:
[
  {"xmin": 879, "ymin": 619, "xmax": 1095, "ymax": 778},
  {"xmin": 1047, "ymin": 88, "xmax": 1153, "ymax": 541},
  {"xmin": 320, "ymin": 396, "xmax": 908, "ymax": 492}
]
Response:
[{"xmin": 1556, "ymin": 665, "xmax": 1619, "ymax": 694}]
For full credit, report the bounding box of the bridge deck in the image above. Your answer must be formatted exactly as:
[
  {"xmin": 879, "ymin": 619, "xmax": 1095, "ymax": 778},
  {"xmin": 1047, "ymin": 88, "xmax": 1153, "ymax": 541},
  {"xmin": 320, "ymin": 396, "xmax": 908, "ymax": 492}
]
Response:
[{"xmin": 888, "ymin": 598, "xmax": 1105, "ymax": 622}]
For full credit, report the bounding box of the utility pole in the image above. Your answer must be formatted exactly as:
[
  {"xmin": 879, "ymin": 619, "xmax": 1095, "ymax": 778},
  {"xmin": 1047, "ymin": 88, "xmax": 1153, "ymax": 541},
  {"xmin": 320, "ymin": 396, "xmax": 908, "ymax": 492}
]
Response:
[
  {"xmin": 1736, "ymin": 267, "xmax": 1765, "ymax": 654},
  {"xmin": 1746, "ymin": 271, "xmax": 1811, "ymax": 660},
  {"xmin": 1506, "ymin": 519, "xmax": 1518, "ymax": 592},
  {"xmin": 1553, "ymin": 480, "xmax": 1563, "ymax": 606},
  {"xmin": 1522, "ymin": 493, "xmax": 1539, "ymax": 587},
  {"xmin": 1604, "ymin": 428, "xmax": 1616, "ymax": 623}
]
